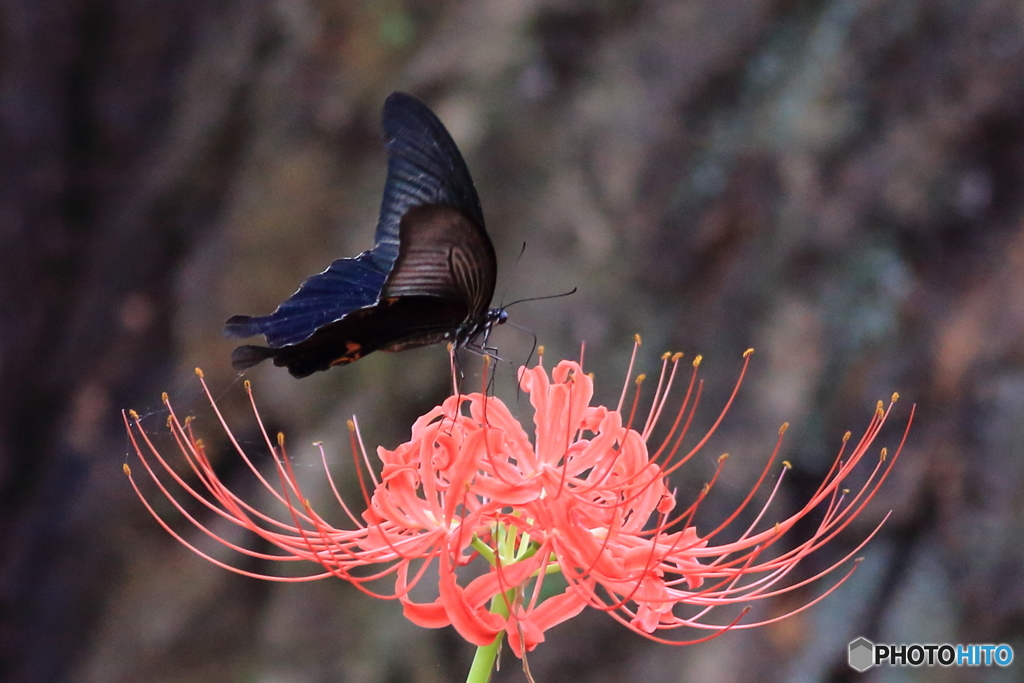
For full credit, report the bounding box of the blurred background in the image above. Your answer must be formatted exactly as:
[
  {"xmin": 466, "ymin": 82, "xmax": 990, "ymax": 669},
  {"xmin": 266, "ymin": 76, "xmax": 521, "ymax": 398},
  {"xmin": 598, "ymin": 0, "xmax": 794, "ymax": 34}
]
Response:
[{"xmin": 2, "ymin": 1, "xmax": 1023, "ymax": 681}]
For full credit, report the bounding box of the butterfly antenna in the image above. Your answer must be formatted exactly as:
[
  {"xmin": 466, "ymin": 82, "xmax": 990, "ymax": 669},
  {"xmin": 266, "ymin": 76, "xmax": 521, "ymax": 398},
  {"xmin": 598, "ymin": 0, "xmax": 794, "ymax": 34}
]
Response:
[
  {"xmin": 495, "ymin": 241, "xmax": 529, "ymax": 308},
  {"xmin": 503, "ymin": 286, "xmax": 577, "ymax": 309},
  {"xmin": 494, "ymin": 240, "xmax": 575, "ymax": 309}
]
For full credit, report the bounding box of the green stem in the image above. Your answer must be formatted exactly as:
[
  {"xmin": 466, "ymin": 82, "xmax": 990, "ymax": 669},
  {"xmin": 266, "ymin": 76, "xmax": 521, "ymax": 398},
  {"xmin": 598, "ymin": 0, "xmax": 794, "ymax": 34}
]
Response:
[{"xmin": 465, "ymin": 589, "xmax": 513, "ymax": 683}]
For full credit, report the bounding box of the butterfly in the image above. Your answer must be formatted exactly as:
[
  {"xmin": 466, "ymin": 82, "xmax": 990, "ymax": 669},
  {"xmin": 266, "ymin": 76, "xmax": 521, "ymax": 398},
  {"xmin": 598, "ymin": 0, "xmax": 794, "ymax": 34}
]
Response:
[{"xmin": 224, "ymin": 92, "xmax": 506, "ymax": 378}]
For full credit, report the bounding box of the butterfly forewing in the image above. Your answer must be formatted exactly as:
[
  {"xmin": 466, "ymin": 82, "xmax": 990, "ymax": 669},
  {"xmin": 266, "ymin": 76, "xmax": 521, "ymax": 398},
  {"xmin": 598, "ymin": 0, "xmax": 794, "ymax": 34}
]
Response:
[
  {"xmin": 224, "ymin": 92, "xmax": 500, "ymax": 377},
  {"xmin": 372, "ymin": 93, "xmax": 485, "ymax": 269}
]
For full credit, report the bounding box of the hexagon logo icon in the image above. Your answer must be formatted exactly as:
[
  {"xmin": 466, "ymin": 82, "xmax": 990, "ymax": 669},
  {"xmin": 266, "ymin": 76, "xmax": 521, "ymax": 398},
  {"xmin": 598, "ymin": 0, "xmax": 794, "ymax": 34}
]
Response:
[{"xmin": 848, "ymin": 637, "xmax": 875, "ymax": 672}]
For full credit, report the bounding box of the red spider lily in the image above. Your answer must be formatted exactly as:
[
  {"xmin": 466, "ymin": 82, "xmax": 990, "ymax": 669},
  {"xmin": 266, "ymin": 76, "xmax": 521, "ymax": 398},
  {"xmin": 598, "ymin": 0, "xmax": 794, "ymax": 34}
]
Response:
[{"xmin": 124, "ymin": 340, "xmax": 912, "ymax": 661}]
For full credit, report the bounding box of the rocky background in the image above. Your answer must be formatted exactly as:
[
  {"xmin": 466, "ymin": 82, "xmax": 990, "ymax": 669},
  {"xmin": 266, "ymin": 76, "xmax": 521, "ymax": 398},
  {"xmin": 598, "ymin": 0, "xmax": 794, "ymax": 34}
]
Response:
[{"xmin": 3, "ymin": 1, "xmax": 1024, "ymax": 682}]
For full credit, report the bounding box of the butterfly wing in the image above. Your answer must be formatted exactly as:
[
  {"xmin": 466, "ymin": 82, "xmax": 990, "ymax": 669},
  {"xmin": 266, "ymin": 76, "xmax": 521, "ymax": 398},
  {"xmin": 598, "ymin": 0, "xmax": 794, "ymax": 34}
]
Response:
[
  {"xmin": 230, "ymin": 205, "xmax": 496, "ymax": 376},
  {"xmin": 384, "ymin": 203, "xmax": 496, "ymax": 321},
  {"xmin": 250, "ymin": 296, "xmax": 468, "ymax": 378},
  {"xmin": 224, "ymin": 250, "xmax": 388, "ymax": 348},
  {"xmin": 225, "ymin": 92, "xmax": 497, "ymax": 375},
  {"xmin": 371, "ymin": 92, "xmax": 485, "ymax": 270}
]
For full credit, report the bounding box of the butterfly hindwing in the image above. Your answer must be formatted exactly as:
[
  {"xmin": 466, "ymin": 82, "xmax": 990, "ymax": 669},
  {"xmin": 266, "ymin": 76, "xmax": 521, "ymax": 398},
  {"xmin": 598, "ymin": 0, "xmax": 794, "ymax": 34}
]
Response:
[
  {"xmin": 384, "ymin": 204, "xmax": 496, "ymax": 317},
  {"xmin": 255, "ymin": 296, "xmax": 469, "ymax": 378},
  {"xmin": 224, "ymin": 251, "xmax": 389, "ymax": 349}
]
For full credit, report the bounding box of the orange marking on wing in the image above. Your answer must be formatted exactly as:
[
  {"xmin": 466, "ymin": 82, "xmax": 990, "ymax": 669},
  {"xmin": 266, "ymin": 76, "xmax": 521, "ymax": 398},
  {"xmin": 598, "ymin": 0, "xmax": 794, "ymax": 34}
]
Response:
[{"xmin": 330, "ymin": 343, "xmax": 363, "ymax": 366}]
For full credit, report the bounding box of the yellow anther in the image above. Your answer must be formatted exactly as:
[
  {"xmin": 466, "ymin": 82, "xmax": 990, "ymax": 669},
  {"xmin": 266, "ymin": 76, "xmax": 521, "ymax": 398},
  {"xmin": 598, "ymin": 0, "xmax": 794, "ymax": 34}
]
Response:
[
  {"xmin": 779, "ymin": 422, "xmax": 789, "ymax": 435},
  {"xmin": 671, "ymin": 352, "xmax": 684, "ymax": 361},
  {"xmin": 661, "ymin": 351, "xmax": 671, "ymax": 360},
  {"xmin": 347, "ymin": 419, "xmax": 356, "ymax": 431},
  {"xmin": 194, "ymin": 368, "xmax": 204, "ymax": 378},
  {"xmin": 743, "ymin": 348, "xmax": 754, "ymax": 358},
  {"xmin": 692, "ymin": 354, "xmax": 703, "ymax": 367},
  {"xmin": 782, "ymin": 460, "xmax": 792, "ymax": 469},
  {"xmin": 718, "ymin": 453, "xmax": 729, "ymax": 462},
  {"xmin": 128, "ymin": 409, "xmax": 139, "ymax": 419},
  {"xmin": 277, "ymin": 432, "xmax": 286, "ymax": 446},
  {"xmin": 880, "ymin": 447, "xmax": 888, "ymax": 462},
  {"xmin": 244, "ymin": 379, "xmax": 251, "ymax": 390},
  {"xmin": 634, "ymin": 334, "xmax": 642, "ymax": 345},
  {"xmin": 891, "ymin": 392, "xmax": 899, "ymax": 402},
  {"xmin": 843, "ymin": 431, "xmax": 852, "ymax": 442},
  {"xmin": 161, "ymin": 392, "xmax": 169, "ymax": 404},
  {"xmin": 122, "ymin": 463, "xmax": 132, "ymax": 476}
]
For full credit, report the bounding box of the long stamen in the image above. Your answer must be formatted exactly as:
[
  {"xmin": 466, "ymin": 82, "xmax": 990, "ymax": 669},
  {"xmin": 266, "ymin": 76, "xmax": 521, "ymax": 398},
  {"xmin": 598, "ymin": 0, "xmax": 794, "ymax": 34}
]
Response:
[
  {"xmin": 617, "ymin": 335, "xmax": 642, "ymax": 412},
  {"xmin": 126, "ymin": 343, "xmax": 909, "ymax": 655}
]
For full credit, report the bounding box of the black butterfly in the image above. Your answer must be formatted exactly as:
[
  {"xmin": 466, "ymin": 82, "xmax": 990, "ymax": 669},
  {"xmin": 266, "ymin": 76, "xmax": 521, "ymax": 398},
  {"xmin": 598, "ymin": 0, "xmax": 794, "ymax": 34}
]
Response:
[{"xmin": 224, "ymin": 92, "xmax": 506, "ymax": 378}]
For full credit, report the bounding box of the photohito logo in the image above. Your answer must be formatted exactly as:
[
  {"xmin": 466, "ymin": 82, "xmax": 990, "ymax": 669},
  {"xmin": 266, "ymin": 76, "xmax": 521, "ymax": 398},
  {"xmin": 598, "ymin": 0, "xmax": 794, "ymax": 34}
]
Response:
[{"xmin": 848, "ymin": 637, "xmax": 1014, "ymax": 672}]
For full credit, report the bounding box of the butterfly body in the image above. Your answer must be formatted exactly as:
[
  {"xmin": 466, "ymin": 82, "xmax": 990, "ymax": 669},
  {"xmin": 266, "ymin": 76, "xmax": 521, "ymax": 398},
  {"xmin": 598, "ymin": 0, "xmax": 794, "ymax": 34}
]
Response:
[{"xmin": 225, "ymin": 93, "xmax": 504, "ymax": 377}]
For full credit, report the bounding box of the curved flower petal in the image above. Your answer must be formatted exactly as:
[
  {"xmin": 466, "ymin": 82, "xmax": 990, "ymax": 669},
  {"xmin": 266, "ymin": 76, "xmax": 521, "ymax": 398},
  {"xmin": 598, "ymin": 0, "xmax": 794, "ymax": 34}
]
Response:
[{"xmin": 125, "ymin": 344, "xmax": 911, "ymax": 660}]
